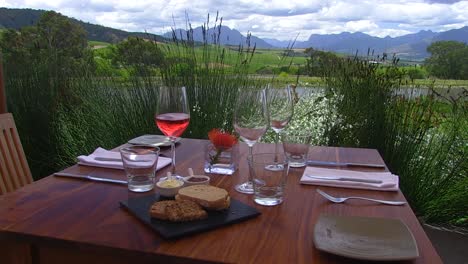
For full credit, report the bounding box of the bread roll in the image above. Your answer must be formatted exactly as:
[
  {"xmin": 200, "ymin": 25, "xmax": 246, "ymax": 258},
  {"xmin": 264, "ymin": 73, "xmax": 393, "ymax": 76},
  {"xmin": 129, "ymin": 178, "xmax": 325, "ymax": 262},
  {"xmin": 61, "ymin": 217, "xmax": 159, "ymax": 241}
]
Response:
[{"xmin": 176, "ymin": 185, "xmax": 230, "ymax": 210}]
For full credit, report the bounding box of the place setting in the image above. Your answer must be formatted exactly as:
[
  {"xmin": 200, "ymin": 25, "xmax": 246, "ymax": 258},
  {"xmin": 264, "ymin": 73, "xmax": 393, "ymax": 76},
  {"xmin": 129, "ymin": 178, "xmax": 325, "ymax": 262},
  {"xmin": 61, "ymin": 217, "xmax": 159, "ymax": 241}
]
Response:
[
  {"xmin": 227, "ymin": 84, "xmax": 420, "ymax": 262},
  {"xmin": 288, "ymin": 139, "xmax": 419, "ymax": 261}
]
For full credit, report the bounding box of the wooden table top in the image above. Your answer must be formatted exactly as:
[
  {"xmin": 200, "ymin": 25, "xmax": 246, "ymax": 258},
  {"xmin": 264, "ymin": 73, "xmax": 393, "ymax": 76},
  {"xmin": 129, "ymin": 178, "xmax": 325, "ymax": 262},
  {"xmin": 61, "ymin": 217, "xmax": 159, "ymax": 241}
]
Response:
[{"xmin": 0, "ymin": 138, "xmax": 441, "ymax": 264}]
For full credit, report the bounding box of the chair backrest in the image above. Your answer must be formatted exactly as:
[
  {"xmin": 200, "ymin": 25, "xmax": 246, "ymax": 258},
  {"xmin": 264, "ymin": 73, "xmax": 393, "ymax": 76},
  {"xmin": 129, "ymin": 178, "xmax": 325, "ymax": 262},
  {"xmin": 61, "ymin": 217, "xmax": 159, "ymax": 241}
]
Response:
[{"xmin": 0, "ymin": 113, "xmax": 33, "ymax": 194}]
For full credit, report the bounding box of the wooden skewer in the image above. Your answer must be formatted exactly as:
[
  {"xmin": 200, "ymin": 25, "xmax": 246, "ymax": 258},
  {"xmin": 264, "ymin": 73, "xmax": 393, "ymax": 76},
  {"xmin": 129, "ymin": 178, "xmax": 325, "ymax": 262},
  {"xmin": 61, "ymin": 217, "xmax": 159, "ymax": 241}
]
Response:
[{"xmin": 188, "ymin": 168, "xmax": 194, "ymax": 176}]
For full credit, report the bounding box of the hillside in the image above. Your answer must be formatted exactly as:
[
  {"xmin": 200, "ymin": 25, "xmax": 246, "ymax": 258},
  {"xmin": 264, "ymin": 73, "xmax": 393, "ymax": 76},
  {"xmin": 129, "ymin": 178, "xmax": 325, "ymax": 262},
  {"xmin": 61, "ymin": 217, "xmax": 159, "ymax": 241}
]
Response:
[
  {"xmin": 164, "ymin": 26, "xmax": 273, "ymax": 48},
  {"xmin": 0, "ymin": 8, "xmax": 165, "ymax": 43},
  {"xmin": 266, "ymin": 28, "xmax": 467, "ymax": 59}
]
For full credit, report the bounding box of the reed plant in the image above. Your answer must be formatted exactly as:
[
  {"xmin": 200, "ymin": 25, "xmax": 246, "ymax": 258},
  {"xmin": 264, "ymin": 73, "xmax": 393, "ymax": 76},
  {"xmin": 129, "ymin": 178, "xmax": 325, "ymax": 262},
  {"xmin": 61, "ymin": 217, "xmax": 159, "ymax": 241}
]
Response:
[
  {"xmin": 4, "ymin": 13, "xmax": 260, "ymax": 178},
  {"xmin": 160, "ymin": 13, "xmax": 261, "ymax": 135},
  {"xmin": 316, "ymin": 56, "xmax": 467, "ymax": 227}
]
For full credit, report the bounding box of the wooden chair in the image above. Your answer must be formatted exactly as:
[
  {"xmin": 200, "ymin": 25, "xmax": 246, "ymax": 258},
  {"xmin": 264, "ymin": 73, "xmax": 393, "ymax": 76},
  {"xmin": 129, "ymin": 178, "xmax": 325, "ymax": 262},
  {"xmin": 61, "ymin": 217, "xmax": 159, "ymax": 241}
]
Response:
[{"xmin": 0, "ymin": 113, "xmax": 33, "ymax": 194}]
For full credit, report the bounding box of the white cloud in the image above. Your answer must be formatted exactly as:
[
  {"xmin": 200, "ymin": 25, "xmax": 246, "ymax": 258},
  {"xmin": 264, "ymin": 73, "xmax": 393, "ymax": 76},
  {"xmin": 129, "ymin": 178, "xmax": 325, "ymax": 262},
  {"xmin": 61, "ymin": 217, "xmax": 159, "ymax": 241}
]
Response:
[
  {"xmin": 3, "ymin": 0, "xmax": 468, "ymax": 40},
  {"xmin": 345, "ymin": 20, "xmax": 379, "ymax": 32}
]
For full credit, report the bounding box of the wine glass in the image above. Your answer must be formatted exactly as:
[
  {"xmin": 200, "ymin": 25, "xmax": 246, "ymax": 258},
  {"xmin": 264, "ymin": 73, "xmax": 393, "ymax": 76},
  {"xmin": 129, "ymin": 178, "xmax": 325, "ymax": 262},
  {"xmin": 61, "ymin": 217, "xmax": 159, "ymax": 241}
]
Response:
[
  {"xmin": 155, "ymin": 86, "xmax": 190, "ymax": 177},
  {"xmin": 233, "ymin": 88, "xmax": 269, "ymax": 194},
  {"xmin": 268, "ymin": 85, "xmax": 294, "ymax": 162}
]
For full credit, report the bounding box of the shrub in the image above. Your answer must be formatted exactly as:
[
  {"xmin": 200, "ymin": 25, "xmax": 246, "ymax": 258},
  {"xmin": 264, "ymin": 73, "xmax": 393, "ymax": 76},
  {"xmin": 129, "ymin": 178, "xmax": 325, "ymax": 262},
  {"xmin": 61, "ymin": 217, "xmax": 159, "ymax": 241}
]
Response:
[{"xmin": 405, "ymin": 66, "xmax": 428, "ymax": 80}]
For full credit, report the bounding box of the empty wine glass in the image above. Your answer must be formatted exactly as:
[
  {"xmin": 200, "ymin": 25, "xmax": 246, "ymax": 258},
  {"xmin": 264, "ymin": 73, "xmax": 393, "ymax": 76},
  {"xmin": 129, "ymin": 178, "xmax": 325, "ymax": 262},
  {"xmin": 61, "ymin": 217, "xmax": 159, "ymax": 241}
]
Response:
[
  {"xmin": 268, "ymin": 85, "xmax": 294, "ymax": 162},
  {"xmin": 233, "ymin": 88, "xmax": 269, "ymax": 194},
  {"xmin": 155, "ymin": 86, "xmax": 190, "ymax": 177}
]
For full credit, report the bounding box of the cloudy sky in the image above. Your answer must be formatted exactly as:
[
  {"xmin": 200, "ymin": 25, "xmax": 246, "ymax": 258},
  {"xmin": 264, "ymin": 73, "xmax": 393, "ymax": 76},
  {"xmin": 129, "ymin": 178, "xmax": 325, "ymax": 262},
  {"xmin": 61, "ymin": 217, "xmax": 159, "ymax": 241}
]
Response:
[{"xmin": 3, "ymin": 0, "xmax": 468, "ymax": 41}]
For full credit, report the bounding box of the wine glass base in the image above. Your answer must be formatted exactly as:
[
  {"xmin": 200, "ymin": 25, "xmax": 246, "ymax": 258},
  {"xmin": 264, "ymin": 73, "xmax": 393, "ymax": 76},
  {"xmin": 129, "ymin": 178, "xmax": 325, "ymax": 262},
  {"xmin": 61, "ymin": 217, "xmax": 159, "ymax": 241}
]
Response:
[
  {"xmin": 265, "ymin": 164, "xmax": 285, "ymax": 171},
  {"xmin": 235, "ymin": 181, "xmax": 254, "ymax": 194}
]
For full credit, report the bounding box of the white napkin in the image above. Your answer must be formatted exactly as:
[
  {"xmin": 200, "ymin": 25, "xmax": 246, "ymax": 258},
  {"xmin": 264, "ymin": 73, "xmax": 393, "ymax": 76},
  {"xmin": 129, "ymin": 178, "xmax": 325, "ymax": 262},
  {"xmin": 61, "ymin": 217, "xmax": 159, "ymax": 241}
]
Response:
[
  {"xmin": 300, "ymin": 166, "xmax": 399, "ymax": 191},
  {"xmin": 77, "ymin": 147, "xmax": 172, "ymax": 170}
]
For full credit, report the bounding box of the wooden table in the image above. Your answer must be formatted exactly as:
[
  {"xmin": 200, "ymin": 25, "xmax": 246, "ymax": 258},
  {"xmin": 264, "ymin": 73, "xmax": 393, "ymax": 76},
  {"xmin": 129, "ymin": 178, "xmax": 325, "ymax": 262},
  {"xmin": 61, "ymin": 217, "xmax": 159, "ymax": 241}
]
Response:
[{"xmin": 0, "ymin": 138, "xmax": 441, "ymax": 264}]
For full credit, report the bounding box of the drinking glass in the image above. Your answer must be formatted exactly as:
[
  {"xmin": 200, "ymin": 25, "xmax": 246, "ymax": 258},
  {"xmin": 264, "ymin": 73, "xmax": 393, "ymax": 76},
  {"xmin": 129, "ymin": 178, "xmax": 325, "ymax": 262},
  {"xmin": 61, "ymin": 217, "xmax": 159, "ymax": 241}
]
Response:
[
  {"xmin": 281, "ymin": 131, "xmax": 312, "ymax": 167},
  {"xmin": 233, "ymin": 88, "xmax": 269, "ymax": 194},
  {"xmin": 267, "ymin": 85, "xmax": 294, "ymax": 161},
  {"xmin": 155, "ymin": 86, "xmax": 190, "ymax": 177},
  {"xmin": 249, "ymin": 153, "xmax": 289, "ymax": 206},
  {"xmin": 120, "ymin": 146, "xmax": 160, "ymax": 192}
]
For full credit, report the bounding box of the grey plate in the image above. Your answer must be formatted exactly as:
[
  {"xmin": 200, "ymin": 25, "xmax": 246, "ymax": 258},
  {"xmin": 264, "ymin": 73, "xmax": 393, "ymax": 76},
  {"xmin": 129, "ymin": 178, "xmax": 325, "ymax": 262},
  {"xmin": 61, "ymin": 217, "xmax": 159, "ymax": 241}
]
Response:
[
  {"xmin": 314, "ymin": 214, "xmax": 419, "ymax": 261},
  {"xmin": 128, "ymin": 135, "xmax": 181, "ymax": 147}
]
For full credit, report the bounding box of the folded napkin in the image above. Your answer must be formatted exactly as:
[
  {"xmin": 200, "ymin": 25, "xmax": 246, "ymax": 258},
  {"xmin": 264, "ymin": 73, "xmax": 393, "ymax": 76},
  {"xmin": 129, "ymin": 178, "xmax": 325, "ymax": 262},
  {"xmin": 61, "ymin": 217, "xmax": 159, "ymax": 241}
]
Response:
[
  {"xmin": 77, "ymin": 147, "xmax": 172, "ymax": 170},
  {"xmin": 300, "ymin": 166, "xmax": 399, "ymax": 191}
]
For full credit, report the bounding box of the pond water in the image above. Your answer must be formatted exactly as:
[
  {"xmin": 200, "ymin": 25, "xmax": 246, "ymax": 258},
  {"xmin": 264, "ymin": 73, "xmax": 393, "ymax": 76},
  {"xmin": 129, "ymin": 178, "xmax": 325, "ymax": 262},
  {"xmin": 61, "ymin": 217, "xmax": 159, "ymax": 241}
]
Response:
[{"xmin": 294, "ymin": 86, "xmax": 467, "ymax": 100}]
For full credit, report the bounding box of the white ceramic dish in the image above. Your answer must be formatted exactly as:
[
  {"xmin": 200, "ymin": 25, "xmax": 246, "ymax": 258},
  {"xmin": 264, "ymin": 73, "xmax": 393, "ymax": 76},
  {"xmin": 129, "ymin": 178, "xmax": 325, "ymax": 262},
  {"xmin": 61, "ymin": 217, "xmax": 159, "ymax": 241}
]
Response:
[
  {"xmin": 313, "ymin": 214, "xmax": 419, "ymax": 261},
  {"xmin": 182, "ymin": 175, "xmax": 210, "ymax": 186},
  {"xmin": 156, "ymin": 179, "xmax": 184, "ymax": 197},
  {"xmin": 128, "ymin": 135, "xmax": 181, "ymax": 147}
]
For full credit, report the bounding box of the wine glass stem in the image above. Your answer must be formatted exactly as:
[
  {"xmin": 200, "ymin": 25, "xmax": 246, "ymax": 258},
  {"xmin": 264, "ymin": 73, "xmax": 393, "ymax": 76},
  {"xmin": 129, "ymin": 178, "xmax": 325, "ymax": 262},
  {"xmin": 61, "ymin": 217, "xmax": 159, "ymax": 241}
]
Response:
[
  {"xmin": 171, "ymin": 141, "xmax": 176, "ymax": 175},
  {"xmin": 248, "ymin": 146, "xmax": 253, "ymax": 183},
  {"xmin": 274, "ymin": 131, "xmax": 279, "ymax": 162}
]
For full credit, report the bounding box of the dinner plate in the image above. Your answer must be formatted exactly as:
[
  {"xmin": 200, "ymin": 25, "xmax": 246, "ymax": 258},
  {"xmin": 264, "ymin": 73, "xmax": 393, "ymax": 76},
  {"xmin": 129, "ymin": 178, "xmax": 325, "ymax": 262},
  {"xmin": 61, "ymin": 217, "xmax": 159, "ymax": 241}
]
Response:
[
  {"xmin": 128, "ymin": 135, "xmax": 181, "ymax": 147},
  {"xmin": 313, "ymin": 214, "xmax": 419, "ymax": 261}
]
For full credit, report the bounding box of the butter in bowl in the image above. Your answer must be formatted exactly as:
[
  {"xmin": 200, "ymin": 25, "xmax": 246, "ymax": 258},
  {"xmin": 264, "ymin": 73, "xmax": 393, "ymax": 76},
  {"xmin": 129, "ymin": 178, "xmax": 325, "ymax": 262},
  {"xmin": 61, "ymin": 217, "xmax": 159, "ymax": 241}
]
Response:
[{"xmin": 156, "ymin": 173, "xmax": 185, "ymax": 197}]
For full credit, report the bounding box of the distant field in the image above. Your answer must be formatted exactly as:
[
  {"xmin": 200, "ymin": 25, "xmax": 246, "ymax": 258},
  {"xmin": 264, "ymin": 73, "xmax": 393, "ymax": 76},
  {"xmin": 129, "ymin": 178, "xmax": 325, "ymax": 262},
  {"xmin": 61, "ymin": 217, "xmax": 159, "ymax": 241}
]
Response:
[
  {"xmin": 88, "ymin": 40, "xmax": 111, "ymax": 49},
  {"xmin": 91, "ymin": 41, "xmax": 468, "ymax": 88}
]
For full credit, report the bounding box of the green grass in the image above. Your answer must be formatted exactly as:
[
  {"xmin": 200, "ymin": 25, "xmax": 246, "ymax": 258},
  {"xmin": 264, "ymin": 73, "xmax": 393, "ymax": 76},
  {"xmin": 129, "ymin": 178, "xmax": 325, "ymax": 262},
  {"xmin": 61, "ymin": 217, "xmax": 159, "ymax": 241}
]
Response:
[
  {"xmin": 94, "ymin": 44, "xmax": 308, "ymax": 75},
  {"xmin": 88, "ymin": 40, "xmax": 110, "ymax": 49},
  {"xmin": 93, "ymin": 43, "xmax": 468, "ymax": 88}
]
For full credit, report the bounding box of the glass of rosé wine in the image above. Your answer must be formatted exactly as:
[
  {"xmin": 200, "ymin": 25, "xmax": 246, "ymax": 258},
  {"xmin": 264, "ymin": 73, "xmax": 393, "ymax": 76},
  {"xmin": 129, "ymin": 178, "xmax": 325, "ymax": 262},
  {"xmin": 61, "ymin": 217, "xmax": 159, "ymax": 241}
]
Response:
[{"xmin": 155, "ymin": 86, "xmax": 190, "ymax": 177}]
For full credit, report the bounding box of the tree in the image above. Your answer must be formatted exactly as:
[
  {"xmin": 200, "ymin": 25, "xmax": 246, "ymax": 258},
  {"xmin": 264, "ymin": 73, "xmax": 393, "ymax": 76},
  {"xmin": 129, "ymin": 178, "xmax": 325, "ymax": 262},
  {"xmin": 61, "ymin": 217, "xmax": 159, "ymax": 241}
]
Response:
[
  {"xmin": 112, "ymin": 36, "xmax": 165, "ymax": 76},
  {"xmin": 425, "ymin": 41, "xmax": 468, "ymax": 80},
  {"xmin": 0, "ymin": 11, "xmax": 95, "ymax": 77},
  {"xmin": 304, "ymin": 48, "xmax": 340, "ymax": 77}
]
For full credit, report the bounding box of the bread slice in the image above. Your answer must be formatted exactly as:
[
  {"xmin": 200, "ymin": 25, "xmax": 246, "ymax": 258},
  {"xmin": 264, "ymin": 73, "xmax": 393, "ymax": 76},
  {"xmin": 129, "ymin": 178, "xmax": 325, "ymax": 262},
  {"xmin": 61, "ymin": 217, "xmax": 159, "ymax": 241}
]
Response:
[
  {"xmin": 149, "ymin": 200, "xmax": 175, "ymax": 220},
  {"xmin": 149, "ymin": 200, "xmax": 207, "ymax": 222},
  {"xmin": 165, "ymin": 200, "xmax": 207, "ymax": 222},
  {"xmin": 176, "ymin": 185, "xmax": 230, "ymax": 210}
]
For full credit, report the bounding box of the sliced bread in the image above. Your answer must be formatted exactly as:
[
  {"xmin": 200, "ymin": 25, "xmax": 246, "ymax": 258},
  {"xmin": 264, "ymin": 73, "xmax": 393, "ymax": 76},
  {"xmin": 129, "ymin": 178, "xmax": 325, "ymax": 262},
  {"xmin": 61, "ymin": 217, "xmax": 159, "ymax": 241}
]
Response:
[
  {"xmin": 165, "ymin": 200, "xmax": 207, "ymax": 222},
  {"xmin": 149, "ymin": 200, "xmax": 207, "ymax": 222},
  {"xmin": 176, "ymin": 185, "xmax": 230, "ymax": 210},
  {"xmin": 149, "ymin": 200, "xmax": 174, "ymax": 220}
]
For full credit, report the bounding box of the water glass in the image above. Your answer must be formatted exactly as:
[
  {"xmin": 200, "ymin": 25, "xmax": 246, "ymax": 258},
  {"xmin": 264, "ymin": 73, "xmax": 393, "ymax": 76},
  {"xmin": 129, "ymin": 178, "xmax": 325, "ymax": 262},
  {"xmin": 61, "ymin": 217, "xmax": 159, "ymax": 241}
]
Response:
[
  {"xmin": 281, "ymin": 131, "xmax": 312, "ymax": 167},
  {"xmin": 249, "ymin": 153, "xmax": 289, "ymax": 206},
  {"xmin": 120, "ymin": 146, "xmax": 160, "ymax": 192}
]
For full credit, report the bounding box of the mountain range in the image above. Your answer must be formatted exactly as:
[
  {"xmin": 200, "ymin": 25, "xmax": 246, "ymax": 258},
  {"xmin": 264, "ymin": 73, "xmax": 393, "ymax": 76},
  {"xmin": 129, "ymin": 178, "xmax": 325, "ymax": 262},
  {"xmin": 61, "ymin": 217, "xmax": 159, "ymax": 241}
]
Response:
[
  {"xmin": 163, "ymin": 26, "xmax": 273, "ymax": 48},
  {"xmin": 171, "ymin": 25, "xmax": 467, "ymax": 59},
  {"xmin": 1, "ymin": 7, "xmax": 467, "ymax": 59}
]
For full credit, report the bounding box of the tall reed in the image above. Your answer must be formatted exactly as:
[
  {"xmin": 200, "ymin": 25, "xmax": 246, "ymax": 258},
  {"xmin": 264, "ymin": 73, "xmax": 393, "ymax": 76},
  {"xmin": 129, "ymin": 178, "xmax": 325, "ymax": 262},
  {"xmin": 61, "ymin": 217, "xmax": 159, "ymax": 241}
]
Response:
[
  {"xmin": 316, "ymin": 56, "xmax": 467, "ymax": 227},
  {"xmin": 160, "ymin": 13, "xmax": 259, "ymax": 135}
]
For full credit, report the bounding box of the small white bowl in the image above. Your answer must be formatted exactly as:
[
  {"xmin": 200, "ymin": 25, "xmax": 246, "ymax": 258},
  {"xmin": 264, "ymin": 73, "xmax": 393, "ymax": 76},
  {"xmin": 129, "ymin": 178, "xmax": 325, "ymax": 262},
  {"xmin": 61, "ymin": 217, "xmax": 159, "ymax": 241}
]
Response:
[
  {"xmin": 156, "ymin": 179, "xmax": 184, "ymax": 197},
  {"xmin": 182, "ymin": 175, "xmax": 210, "ymax": 186}
]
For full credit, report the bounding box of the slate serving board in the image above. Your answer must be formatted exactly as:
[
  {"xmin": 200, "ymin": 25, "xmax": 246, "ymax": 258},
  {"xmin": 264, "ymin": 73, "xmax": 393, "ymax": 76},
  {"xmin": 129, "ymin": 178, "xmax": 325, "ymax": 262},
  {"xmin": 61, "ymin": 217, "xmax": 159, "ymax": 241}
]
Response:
[{"xmin": 120, "ymin": 194, "xmax": 261, "ymax": 239}]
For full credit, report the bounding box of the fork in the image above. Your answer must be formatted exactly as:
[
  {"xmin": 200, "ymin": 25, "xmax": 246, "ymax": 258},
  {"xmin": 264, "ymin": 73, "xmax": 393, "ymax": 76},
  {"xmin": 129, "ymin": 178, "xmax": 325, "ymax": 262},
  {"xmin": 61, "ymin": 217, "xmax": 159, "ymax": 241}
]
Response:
[{"xmin": 316, "ymin": 189, "xmax": 406, "ymax": 206}]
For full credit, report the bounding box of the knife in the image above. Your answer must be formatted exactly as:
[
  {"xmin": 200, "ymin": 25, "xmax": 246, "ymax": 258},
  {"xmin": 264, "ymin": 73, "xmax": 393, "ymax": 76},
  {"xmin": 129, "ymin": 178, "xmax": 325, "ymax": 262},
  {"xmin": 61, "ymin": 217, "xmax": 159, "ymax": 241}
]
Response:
[
  {"xmin": 305, "ymin": 174, "xmax": 383, "ymax": 184},
  {"xmin": 94, "ymin": 157, "xmax": 156, "ymax": 162},
  {"xmin": 306, "ymin": 160, "xmax": 385, "ymax": 168},
  {"xmin": 54, "ymin": 172, "xmax": 127, "ymax": 185}
]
